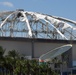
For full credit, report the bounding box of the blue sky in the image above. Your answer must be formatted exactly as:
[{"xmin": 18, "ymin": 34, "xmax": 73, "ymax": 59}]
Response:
[{"xmin": 0, "ymin": 0, "xmax": 76, "ymax": 21}]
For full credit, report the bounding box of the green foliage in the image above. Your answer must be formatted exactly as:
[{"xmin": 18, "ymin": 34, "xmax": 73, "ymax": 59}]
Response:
[
  {"xmin": 0, "ymin": 46, "xmax": 5, "ymax": 58},
  {"xmin": 8, "ymin": 49, "xmax": 19, "ymax": 59},
  {"xmin": 0, "ymin": 46, "xmax": 58, "ymax": 75}
]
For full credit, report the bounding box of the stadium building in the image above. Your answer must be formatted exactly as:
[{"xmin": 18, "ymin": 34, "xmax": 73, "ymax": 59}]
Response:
[{"xmin": 0, "ymin": 9, "xmax": 76, "ymax": 74}]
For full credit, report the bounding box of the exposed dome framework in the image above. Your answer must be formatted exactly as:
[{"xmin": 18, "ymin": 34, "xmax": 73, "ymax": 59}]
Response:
[{"xmin": 0, "ymin": 9, "xmax": 76, "ymax": 40}]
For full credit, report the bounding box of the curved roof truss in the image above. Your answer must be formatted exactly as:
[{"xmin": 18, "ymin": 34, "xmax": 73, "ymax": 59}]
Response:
[{"xmin": 0, "ymin": 9, "xmax": 76, "ymax": 40}]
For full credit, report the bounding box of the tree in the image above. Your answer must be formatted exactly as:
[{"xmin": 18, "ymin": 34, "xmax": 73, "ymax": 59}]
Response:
[
  {"xmin": 30, "ymin": 59, "xmax": 39, "ymax": 75},
  {"xmin": 6, "ymin": 49, "xmax": 20, "ymax": 75},
  {"xmin": 0, "ymin": 46, "xmax": 5, "ymax": 75},
  {"xmin": 8, "ymin": 49, "xmax": 19, "ymax": 60},
  {"xmin": 14, "ymin": 58, "xmax": 30, "ymax": 75},
  {"xmin": 0, "ymin": 46, "xmax": 5, "ymax": 58}
]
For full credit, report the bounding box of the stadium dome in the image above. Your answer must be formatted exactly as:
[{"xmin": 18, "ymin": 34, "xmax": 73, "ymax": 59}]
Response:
[{"xmin": 0, "ymin": 9, "xmax": 76, "ymax": 40}]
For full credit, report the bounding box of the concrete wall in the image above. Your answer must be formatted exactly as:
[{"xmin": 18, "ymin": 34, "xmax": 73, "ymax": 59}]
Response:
[
  {"xmin": 34, "ymin": 42, "xmax": 64, "ymax": 58},
  {"xmin": 0, "ymin": 40, "xmax": 32, "ymax": 56},
  {"xmin": 72, "ymin": 43, "xmax": 76, "ymax": 61},
  {"xmin": 0, "ymin": 37, "xmax": 75, "ymax": 61}
]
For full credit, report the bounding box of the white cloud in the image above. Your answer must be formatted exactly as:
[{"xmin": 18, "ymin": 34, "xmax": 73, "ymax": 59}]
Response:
[{"xmin": 0, "ymin": 2, "xmax": 14, "ymax": 7}]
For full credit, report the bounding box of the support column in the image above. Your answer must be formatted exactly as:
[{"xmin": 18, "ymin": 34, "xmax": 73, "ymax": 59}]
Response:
[{"xmin": 31, "ymin": 39, "xmax": 34, "ymax": 58}]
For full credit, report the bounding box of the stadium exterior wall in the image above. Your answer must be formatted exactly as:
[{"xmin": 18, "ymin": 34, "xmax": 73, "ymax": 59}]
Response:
[{"xmin": 0, "ymin": 37, "xmax": 75, "ymax": 61}]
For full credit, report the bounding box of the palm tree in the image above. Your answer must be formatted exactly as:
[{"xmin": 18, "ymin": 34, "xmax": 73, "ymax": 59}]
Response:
[
  {"xmin": 8, "ymin": 49, "xmax": 19, "ymax": 60},
  {"xmin": 14, "ymin": 58, "xmax": 30, "ymax": 75},
  {"xmin": 4, "ymin": 56, "xmax": 14, "ymax": 75},
  {"xmin": 0, "ymin": 46, "xmax": 5, "ymax": 58},
  {"xmin": 0, "ymin": 46, "xmax": 5, "ymax": 75},
  {"xmin": 6, "ymin": 49, "xmax": 20, "ymax": 75},
  {"xmin": 30, "ymin": 59, "xmax": 39, "ymax": 75}
]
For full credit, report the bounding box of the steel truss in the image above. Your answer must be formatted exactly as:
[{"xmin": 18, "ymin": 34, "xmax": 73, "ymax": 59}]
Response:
[{"xmin": 0, "ymin": 9, "xmax": 76, "ymax": 40}]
